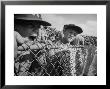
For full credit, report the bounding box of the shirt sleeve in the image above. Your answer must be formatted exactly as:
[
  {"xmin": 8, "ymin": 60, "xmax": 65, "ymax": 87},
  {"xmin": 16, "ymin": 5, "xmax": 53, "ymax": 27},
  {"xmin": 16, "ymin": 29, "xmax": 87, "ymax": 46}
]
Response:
[{"xmin": 15, "ymin": 31, "xmax": 27, "ymax": 44}]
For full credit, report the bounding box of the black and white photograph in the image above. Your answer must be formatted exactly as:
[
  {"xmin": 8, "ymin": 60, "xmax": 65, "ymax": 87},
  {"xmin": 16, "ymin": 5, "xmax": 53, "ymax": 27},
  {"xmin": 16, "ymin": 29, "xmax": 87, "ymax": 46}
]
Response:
[
  {"xmin": 2, "ymin": 1, "xmax": 107, "ymax": 85},
  {"xmin": 14, "ymin": 14, "xmax": 97, "ymax": 76}
]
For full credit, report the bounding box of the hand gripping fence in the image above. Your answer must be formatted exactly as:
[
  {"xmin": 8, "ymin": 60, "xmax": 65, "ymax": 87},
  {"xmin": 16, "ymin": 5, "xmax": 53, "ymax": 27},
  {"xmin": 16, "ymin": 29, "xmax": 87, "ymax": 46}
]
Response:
[{"xmin": 14, "ymin": 41, "xmax": 96, "ymax": 76}]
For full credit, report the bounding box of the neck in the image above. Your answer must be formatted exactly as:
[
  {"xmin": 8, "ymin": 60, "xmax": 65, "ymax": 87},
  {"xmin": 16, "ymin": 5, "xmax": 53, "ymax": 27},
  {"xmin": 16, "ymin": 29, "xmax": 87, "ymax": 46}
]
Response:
[{"xmin": 61, "ymin": 37, "xmax": 69, "ymax": 44}]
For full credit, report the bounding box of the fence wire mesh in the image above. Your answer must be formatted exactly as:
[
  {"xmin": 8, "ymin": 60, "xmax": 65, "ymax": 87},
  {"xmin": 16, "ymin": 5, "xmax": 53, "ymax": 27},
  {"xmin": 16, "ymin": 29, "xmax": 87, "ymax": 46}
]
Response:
[{"xmin": 14, "ymin": 43, "xmax": 97, "ymax": 76}]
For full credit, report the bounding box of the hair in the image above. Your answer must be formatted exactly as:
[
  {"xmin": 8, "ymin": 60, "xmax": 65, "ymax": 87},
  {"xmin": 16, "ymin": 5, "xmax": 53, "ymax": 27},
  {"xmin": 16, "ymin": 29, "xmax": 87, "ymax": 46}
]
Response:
[
  {"xmin": 63, "ymin": 24, "xmax": 83, "ymax": 34},
  {"xmin": 14, "ymin": 19, "xmax": 40, "ymax": 37}
]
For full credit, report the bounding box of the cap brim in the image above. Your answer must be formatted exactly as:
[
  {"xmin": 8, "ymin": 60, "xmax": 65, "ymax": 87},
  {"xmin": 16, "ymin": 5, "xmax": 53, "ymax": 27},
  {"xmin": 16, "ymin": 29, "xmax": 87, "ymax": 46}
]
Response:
[
  {"xmin": 64, "ymin": 25, "xmax": 83, "ymax": 34},
  {"xmin": 36, "ymin": 20, "xmax": 51, "ymax": 26},
  {"xmin": 75, "ymin": 29, "xmax": 83, "ymax": 34},
  {"xmin": 15, "ymin": 18, "xmax": 51, "ymax": 26}
]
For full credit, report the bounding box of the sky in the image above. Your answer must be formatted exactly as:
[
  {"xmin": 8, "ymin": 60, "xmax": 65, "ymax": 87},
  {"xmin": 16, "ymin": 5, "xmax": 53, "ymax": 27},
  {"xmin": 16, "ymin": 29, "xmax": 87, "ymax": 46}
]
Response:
[{"xmin": 42, "ymin": 14, "xmax": 97, "ymax": 36}]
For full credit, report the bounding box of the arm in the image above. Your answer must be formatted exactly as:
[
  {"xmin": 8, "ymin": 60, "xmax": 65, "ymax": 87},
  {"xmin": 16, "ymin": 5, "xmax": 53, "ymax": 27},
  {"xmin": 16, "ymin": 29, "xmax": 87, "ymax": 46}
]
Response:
[{"xmin": 15, "ymin": 31, "xmax": 28, "ymax": 44}]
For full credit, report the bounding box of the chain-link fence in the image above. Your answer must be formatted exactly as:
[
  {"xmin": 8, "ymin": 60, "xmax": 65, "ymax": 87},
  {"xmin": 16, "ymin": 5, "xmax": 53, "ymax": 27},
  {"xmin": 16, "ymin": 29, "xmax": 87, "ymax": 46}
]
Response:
[{"xmin": 14, "ymin": 43, "xmax": 97, "ymax": 76}]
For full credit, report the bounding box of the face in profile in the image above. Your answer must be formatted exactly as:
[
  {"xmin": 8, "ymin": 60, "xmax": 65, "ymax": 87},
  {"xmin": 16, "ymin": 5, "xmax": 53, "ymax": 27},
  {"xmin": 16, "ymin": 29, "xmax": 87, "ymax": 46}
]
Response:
[
  {"xmin": 25, "ymin": 24, "xmax": 40, "ymax": 36},
  {"xmin": 21, "ymin": 24, "xmax": 40, "ymax": 42},
  {"xmin": 15, "ymin": 21, "xmax": 40, "ymax": 38}
]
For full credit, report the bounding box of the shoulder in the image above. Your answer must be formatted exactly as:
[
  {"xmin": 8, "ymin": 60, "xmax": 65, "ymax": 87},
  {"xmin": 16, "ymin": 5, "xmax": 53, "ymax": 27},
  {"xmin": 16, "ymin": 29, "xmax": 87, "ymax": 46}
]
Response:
[
  {"xmin": 14, "ymin": 31, "xmax": 18, "ymax": 38},
  {"xmin": 14, "ymin": 31, "xmax": 19, "ymax": 35},
  {"xmin": 14, "ymin": 31, "xmax": 21, "ymax": 37}
]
